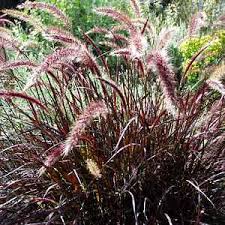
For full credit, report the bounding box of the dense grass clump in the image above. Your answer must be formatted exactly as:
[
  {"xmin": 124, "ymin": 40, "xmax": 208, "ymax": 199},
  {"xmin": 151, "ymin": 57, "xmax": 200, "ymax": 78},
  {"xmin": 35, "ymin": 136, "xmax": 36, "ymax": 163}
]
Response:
[{"xmin": 0, "ymin": 1, "xmax": 225, "ymax": 224}]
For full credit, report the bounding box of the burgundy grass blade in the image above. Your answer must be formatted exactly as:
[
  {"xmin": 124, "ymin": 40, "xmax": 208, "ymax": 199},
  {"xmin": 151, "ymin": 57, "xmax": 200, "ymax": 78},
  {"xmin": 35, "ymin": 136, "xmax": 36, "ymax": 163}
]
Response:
[
  {"xmin": 0, "ymin": 91, "xmax": 48, "ymax": 111},
  {"xmin": 180, "ymin": 43, "xmax": 210, "ymax": 87}
]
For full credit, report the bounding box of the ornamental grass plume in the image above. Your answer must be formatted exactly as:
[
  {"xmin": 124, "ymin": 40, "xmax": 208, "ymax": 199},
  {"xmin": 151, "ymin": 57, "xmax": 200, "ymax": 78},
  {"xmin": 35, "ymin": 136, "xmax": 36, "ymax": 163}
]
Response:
[
  {"xmin": 147, "ymin": 51, "xmax": 179, "ymax": 116},
  {"xmin": 63, "ymin": 101, "xmax": 108, "ymax": 156},
  {"xmin": 24, "ymin": 43, "xmax": 100, "ymax": 90},
  {"xmin": 130, "ymin": 0, "xmax": 142, "ymax": 18},
  {"xmin": 0, "ymin": 60, "xmax": 37, "ymax": 71},
  {"xmin": 2, "ymin": 9, "xmax": 44, "ymax": 32},
  {"xmin": 188, "ymin": 11, "xmax": 207, "ymax": 37},
  {"xmin": 214, "ymin": 13, "xmax": 225, "ymax": 28},
  {"xmin": 95, "ymin": 6, "xmax": 148, "ymax": 59},
  {"xmin": 17, "ymin": 1, "xmax": 71, "ymax": 28},
  {"xmin": 206, "ymin": 63, "xmax": 225, "ymax": 95},
  {"xmin": 86, "ymin": 158, "xmax": 102, "ymax": 179},
  {"xmin": 0, "ymin": 33, "xmax": 21, "ymax": 51},
  {"xmin": 43, "ymin": 144, "xmax": 64, "ymax": 167},
  {"xmin": 95, "ymin": 7, "xmax": 135, "ymax": 31},
  {"xmin": 155, "ymin": 27, "xmax": 177, "ymax": 50},
  {"xmin": 43, "ymin": 27, "xmax": 80, "ymax": 44}
]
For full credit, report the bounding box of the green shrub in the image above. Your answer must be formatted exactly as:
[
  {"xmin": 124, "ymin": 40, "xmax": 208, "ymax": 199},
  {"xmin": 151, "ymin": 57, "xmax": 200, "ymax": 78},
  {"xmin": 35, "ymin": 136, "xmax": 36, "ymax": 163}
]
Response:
[
  {"xmin": 39, "ymin": 0, "xmax": 130, "ymax": 36},
  {"xmin": 179, "ymin": 30, "xmax": 225, "ymax": 85}
]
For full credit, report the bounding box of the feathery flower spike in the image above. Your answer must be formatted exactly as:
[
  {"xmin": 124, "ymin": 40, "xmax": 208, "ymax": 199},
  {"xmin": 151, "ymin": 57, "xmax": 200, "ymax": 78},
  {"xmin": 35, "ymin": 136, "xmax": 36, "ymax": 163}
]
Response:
[{"xmin": 64, "ymin": 101, "xmax": 108, "ymax": 156}]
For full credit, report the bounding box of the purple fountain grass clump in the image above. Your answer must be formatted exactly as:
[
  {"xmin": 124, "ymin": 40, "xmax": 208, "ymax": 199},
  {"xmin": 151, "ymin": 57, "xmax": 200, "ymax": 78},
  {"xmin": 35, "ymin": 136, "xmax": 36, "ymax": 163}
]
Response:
[
  {"xmin": 1, "ymin": 1, "xmax": 225, "ymax": 224},
  {"xmin": 64, "ymin": 101, "xmax": 108, "ymax": 156}
]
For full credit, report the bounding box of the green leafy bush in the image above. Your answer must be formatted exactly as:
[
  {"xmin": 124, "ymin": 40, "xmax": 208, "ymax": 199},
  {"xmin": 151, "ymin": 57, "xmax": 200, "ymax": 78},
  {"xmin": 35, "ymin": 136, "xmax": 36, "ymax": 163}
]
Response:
[{"xmin": 179, "ymin": 30, "xmax": 225, "ymax": 85}]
